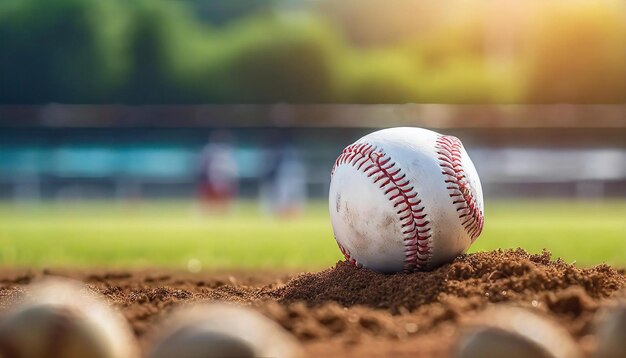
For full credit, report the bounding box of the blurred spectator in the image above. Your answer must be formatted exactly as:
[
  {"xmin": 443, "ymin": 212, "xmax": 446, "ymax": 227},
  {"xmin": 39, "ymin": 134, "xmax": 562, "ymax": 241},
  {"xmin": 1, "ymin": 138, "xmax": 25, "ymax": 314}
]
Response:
[
  {"xmin": 259, "ymin": 132, "xmax": 307, "ymax": 217},
  {"xmin": 198, "ymin": 131, "xmax": 238, "ymax": 213}
]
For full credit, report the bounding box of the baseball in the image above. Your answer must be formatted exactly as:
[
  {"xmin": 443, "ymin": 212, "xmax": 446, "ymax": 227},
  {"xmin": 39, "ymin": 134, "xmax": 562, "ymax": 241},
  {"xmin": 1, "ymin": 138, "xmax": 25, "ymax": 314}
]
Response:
[
  {"xmin": 594, "ymin": 304, "xmax": 626, "ymax": 358},
  {"xmin": 329, "ymin": 127, "xmax": 484, "ymax": 273},
  {"xmin": 0, "ymin": 278, "xmax": 139, "ymax": 358},
  {"xmin": 454, "ymin": 307, "xmax": 582, "ymax": 358},
  {"xmin": 147, "ymin": 303, "xmax": 305, "ymax": 358}
]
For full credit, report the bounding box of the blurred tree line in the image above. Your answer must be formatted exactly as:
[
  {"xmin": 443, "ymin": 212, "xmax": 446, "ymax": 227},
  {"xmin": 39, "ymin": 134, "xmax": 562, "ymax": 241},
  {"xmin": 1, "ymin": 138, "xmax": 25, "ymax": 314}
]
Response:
[{"xmin": 0, "ymin": 0, "xmax": 624, "ymax": 104}]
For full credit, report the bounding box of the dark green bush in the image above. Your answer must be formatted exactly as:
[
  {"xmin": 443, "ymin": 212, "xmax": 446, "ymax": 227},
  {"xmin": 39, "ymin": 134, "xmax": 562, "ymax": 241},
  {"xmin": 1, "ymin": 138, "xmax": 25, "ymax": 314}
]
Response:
[{"xmin": 0, "ymin": 0, "xmax": 128, "ymax": 103}]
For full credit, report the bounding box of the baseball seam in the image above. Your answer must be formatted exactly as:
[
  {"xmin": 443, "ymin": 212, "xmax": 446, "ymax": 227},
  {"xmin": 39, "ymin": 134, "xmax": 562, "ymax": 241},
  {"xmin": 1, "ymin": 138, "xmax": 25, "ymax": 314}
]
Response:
[
  {"xmin": 435, "ymin": 135, "xmax": 484, "ymax": 241},
  {"xmin": 332, "ymin": 142, "xmax": 433, "ymax": 272}
]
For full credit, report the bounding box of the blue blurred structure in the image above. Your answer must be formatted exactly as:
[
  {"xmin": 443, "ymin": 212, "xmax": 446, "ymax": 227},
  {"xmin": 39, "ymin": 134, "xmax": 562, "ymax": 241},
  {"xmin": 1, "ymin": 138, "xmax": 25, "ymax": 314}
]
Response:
[{"xmin": 0, "ymin": 105, "xmax": 625, "ymax": 201}]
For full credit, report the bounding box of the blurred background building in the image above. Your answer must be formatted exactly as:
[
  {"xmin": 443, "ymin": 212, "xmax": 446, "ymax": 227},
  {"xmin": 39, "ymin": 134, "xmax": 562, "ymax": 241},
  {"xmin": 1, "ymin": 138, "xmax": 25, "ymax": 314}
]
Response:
[{"xmin": 1, "ymin": 105, "xmax": 625, "ymax": 202}]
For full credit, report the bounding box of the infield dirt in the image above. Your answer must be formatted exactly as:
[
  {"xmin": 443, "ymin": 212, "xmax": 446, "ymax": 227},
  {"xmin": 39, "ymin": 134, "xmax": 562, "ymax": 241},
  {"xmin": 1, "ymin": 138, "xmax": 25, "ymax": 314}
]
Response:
[{"xmin": 1, "ymin": 249, "xmax": 625, "ymax": 357}]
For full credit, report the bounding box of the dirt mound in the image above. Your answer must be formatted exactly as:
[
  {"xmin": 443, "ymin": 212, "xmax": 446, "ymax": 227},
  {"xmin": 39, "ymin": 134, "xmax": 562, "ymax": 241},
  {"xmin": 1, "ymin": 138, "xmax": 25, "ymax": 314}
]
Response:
[
  {"xmin": 274, "ymin": 249, "xmax": 624, "ymax": 312},
  {"xmin": 260, "ymin": 249, "xmax": 625, "ymax": 355},
  {"xmin": 1, "ymin": 249, "xmax": 625, "ymax": 358}
]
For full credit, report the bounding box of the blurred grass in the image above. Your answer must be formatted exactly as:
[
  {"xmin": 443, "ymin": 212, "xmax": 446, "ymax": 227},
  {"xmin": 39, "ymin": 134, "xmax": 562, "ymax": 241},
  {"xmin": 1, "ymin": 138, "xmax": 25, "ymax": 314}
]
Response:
[{"xmin": 0, "ymin": 200, "xmax": 624, "ymax": 270}]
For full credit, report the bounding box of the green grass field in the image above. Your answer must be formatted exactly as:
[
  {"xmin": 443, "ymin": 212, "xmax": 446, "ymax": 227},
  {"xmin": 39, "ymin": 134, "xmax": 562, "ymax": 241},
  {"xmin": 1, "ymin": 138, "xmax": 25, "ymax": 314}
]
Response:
[{"xmin": 0, "ymin": 200, "xmax": 624, "ymax": 270}]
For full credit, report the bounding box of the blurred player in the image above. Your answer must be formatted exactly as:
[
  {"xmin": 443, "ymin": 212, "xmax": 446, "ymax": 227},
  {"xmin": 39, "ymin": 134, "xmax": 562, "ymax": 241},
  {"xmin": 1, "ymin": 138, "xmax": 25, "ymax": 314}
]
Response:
[
  {"xmin": 198, "ymin": 130, "xmax": 238, "ymax": 213},
  {"xmin": 259, "ymin": 131, "xmax": 307, "ymax": 218}
]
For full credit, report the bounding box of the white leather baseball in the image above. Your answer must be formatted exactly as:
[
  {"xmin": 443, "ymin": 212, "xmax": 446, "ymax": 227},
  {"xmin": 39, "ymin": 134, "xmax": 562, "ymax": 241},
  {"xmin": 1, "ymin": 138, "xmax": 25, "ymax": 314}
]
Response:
[
  {"xmin": 148, "ymin": 303, "xmax": 305, "ymax": 358},
  {"xmin": 329, "ymin": 127, "xmax": 484, "ymax": 273},
  {"xmin": 0, "ymin": 278, "xmax": 139, "ymax": 358}
]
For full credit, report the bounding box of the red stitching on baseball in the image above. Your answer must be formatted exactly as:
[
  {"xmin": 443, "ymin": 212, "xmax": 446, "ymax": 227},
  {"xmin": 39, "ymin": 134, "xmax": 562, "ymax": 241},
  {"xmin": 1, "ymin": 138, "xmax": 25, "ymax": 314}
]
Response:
[
  {"xmin": 331, "ymin": 142, "xmax": 433, "ymax": 272},
  {"xmin": 337, "ymin": 242, "xmax": 363, "ymax": 268},
  {"xmin": 435, "ymin": 135, "xmax": 484, "ymax": 241}
]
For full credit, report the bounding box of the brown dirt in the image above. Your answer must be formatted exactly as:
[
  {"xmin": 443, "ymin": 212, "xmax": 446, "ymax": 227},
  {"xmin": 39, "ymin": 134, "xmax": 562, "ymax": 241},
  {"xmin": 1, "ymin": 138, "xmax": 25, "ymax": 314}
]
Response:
[{"xmin": 1, "ymin": 249, "xmax": 625, "ymax": 357}]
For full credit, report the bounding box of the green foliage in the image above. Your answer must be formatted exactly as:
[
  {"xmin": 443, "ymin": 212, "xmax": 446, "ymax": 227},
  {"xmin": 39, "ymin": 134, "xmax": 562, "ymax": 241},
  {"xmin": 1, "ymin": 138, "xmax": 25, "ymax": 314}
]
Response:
[
  {"xmin": 168, "ymin": 15, "xmax": 344, "ymax": 103},
  {"xmin": 0, "ymin": 0, "xmax": 624, "ymax": 104},
  {"xmin": 418, "ymin": 59, "xmax": 499, "ymax": 104},
  {"xmin": 0, "ymin": 0, "xmax": 129, "ymax": 103},
  {"xmin": 0, "ymin": 200, "xmax": 624, "ymax": 269},
  {"xmin": 187, "ymin": 0, "xmax": 275, "ymax": 26},
  {"xmin": 337, "ymin": 51, "xmax": 422, "ymax": 103},
  {"xmin": 118, "ymin": 0, "xmax": 210, "ymax": 103},
  {"xmin": 214, "ymin": 16, "xmax": 342, "ymax": 103}
]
